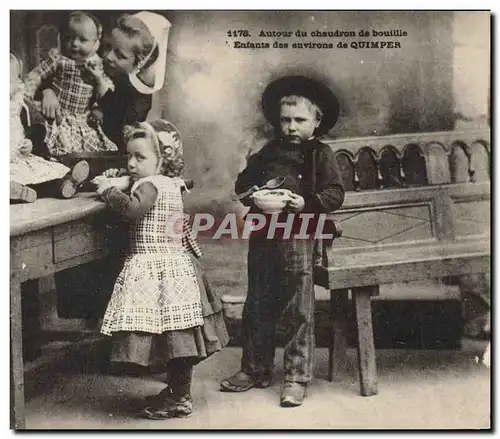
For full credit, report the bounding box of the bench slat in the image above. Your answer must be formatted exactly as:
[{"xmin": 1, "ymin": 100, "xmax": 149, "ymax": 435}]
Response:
[
  {"xmin": 329, "ymin": 240, "xmax": 489, "ymax": 266},
  {"xmin": 315, "ymin": 246, "xmax": 489, "ymax": 290}
]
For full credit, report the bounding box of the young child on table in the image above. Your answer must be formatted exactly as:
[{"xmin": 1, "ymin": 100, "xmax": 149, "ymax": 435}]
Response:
[
  {"xmin": 24, "ymin": 11, "xmax": 117, "ymax": 157},
  {"xmin": 92, "ymin": 119, "xmax": 228, "ymax": 420},
  {"xmin": 9, "ymin": 53, "xmax": 90, "ymax": 203},
  {"xmin": 220, "ymin": 75, "xmax": 345, "ymax": 407}
]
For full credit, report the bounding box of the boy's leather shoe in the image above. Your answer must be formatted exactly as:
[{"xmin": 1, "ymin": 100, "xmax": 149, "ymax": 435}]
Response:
[{"xmin": 280, "ymin": 381, "xmax": 307, "ymax": 407}]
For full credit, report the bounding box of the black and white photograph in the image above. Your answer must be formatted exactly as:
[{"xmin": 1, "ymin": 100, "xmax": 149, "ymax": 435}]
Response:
[{"xmin": 8, "ymin": 8, "xmax": 491, "ymax": 430}]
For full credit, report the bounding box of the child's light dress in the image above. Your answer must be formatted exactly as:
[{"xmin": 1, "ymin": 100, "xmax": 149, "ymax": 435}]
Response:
[
  {"xmin": 101, "ymin": 175, "xmax": 204, "ymax": 336},
  {"xmin": 10, "ymin": 79, "xmax": 70, "ymax": 185},
  {"xmin": 24, "ymin": 48, "xmax": 117, "ymax": 156}
]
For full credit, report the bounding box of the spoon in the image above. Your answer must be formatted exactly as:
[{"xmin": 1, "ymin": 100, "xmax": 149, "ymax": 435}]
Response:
[{"xmin": 234, "ymin": 176, "xmax": 286, "ymax": 200}]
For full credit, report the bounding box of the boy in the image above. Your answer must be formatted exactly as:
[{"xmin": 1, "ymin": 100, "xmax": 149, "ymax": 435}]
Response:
[{"xmin": 220, "ymin": 75, "xmax": 345, "ymax": 407}]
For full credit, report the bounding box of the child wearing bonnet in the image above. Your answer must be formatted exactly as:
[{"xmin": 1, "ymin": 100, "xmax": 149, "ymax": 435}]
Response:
[{"xmin": 93, "ymin": 120, "xmax": 228, "ymax": 419}]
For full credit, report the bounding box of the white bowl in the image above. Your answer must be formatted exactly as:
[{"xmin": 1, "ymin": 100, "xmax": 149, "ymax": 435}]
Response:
[{"xmin": 252, "ymin": 189, "xmax": 292, "ymax": 214}]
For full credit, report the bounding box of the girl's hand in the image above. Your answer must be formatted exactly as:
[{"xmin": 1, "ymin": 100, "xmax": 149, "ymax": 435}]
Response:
[
  {"xmin": 287, "ymin": 192, "xmax": 305, "ymax": 212},
  {"xmin": 19, "ymin": 139, "xmax": 33, "ymax": 156},
  {"xmin": 42, "ymin": 89, "xmax": 61, "ymax": 122},
  {"xmin": 91, "ymin": 175, "xmax": 112, "ymax": 195},
  {"xmin": 103, "ymin": 168, "xmax": 127, "ymax": 178},
  {"xmin": 108, "ymin": 176, "xmax": 131, "ymax": 192}
]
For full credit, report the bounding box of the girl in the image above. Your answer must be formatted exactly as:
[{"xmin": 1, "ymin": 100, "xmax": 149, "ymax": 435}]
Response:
[
  {"xmin": 98, "ymin": 11, "xmax": 170, "ymax": 152},
  {"xmin": 9, "ymin": 53, "xmax": 89, "ymax": 202},
  {"xmin": 24, "ymin": 11, "xmax": 117, "ymax": 156},
  {"xmin": 93, "ymin": 119, "xmax": 228, "ymax": 420}
]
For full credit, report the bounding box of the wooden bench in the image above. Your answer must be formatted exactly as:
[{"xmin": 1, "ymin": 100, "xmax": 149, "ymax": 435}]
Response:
[{"xmin": 314, "ymin": 128, "xmax": 491, "ymax": 396}]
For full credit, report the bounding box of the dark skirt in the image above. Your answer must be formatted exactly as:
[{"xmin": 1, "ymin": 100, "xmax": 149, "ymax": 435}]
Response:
[{"xmin": 108, "ymin": 255, "xmax": 229, "ymax": 368}]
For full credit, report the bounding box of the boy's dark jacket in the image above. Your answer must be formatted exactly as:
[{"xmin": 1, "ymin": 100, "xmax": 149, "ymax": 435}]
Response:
[{"xmin": 236, "ymin": 138, "xmax": 345, "ymax": 238}]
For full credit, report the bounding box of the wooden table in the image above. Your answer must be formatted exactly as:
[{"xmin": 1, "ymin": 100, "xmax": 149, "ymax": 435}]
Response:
[{"xmin": 10, "ymin": 194, "xmax": 115, "ymax": 429}]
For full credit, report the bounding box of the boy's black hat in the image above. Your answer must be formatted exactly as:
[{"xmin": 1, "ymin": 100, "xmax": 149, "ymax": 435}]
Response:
[{"xmin": 262, "ymin": 75, "xmax": 340, "ymax": 135}]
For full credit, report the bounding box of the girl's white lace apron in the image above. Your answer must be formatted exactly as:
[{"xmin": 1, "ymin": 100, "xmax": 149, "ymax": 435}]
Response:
[
  {"xmin": 101, "ymin": 175, "xmax": 203, "ymax": 335},
  {"xmin": 10, "ymin": 80, "xmax": 70, "ymax": 185}
]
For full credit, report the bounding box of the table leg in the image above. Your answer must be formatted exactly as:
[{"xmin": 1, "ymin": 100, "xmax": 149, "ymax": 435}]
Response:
[
  {"xmin": 10, "ymin": 242, "xmax": 25, "ymax": 429},
  {"xmin": 353, "ymin": 285, "xmax": 378, "ymax": 397}
]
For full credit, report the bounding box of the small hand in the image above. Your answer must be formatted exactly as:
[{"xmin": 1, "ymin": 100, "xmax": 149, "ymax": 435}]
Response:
[
  {"xmin": 83, "ymin": 60, "xmax": 108, "ymax": 88},
  {"xmin": 103, "ymin": 168, "xmax": 127, "ymax": 178},
  {"xmin": 108, "ymin": 176, "xmax": 131, "ymax": 192},
  {"xmin": 84, "ymin": 59, "xmax": 102, "ymax": 79},
  {"xmin": 287, "ymin": 192, "xmax": 305, "ymax": 212},
  {"xmin": 41, "ymin": 89, "xmax": 61, "ymax": 122},
  {"xmin": 246, "ymin": 192, "xmax": 258, "ymax": 206},
  {"xmin": 91, "ymin": 175, "xmax": 112, "ymax": 195},
  {"xmin": 19, "ymin": 139, "xmax": 33, "ymax": 156},
  {"xmin": 89, "ymin": 108, "xmax": 103, "ymax": 125}
]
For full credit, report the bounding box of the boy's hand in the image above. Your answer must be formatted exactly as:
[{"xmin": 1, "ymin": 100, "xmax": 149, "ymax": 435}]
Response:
[
  {"xmin": 19, "ymin": 139, "xmax": 33, "ymax": 156},
  {"xmin": 243, "ymin": 193, "xmax": 256, "ymax": 206},
  {"xmin": 42, "ymin": 89, "xmax": 61, "ymax": 122},
  {"xmin": 287, "ymin": 193, "xmax": 305, "ymax": 212}
]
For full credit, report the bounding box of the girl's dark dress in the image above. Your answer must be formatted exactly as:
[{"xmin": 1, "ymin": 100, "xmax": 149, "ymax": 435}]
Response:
[{"xmin": 100, "ymin": 76, "xmax": 153, "ymax": 153}]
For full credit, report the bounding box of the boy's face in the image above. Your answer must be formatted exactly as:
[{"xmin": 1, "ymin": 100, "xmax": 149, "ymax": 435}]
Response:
[
  {"xmin": 63, "ymin": 17, "xmax": 99, "ymax": 62},
  {"xmin": 279, "ymin": 97, "xmax": 320, "ymax": 143}
]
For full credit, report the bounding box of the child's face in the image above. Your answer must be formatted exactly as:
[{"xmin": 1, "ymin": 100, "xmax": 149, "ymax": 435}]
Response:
[
  {"xmin": 10, "ymin": 58, "xmax": 20, "ymax": 98},
  {"xmin": 103, "ymin": 29, "xmax": 137, "ymax": 78},
  {"xmin": 279, "ymin": 97, "xmax": 320, "ymax": 143},
  {"xmin": 63, "ymin": 18, "xmax": 99, "ymax": 62},
  {"xmin": 127, "ymin": 137, "xmax": 161, "ymax": 181}
]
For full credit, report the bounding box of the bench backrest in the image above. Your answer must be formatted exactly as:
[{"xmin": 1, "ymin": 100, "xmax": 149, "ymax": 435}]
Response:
[
  {"xmin": 323, "ymin": 129, "xmax": 490, "ymax": 191},
  {"xmin": 322, "ymin": 129, "xmax": 490, "ymax": 254}
]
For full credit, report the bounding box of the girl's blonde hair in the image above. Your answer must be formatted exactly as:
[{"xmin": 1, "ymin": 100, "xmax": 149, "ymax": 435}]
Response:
[
  {"xmin": 115, "ymin": 14, "xmax": 159, "ymax": 70},
  {"xmin": 124, "ymin": 120, "xmax": 184, "ymax": 178}
]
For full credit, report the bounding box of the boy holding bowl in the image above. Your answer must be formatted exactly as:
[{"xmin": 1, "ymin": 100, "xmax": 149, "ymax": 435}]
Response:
[{"xmin": 221, "ymin": 75, "xmax": 345, "ymax": 407}]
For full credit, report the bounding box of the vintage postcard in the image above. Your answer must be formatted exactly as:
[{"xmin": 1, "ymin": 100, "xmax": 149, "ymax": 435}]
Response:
[{"xmin": 9, "ymin": 9, "xmax": 490, "ymax": 430}]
